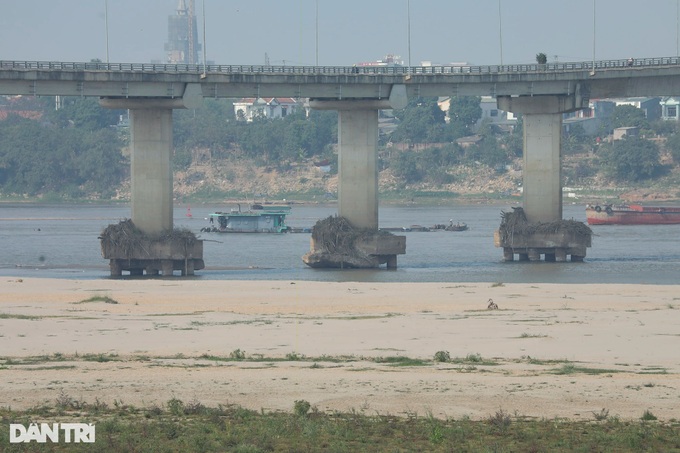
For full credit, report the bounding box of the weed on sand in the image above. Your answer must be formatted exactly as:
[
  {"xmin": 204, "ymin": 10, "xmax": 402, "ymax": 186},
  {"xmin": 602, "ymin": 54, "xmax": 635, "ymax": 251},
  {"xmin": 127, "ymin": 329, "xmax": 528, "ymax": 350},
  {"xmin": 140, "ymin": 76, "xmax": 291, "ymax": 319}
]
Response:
[{"xmin": 0, "ymin": 399, "xmax": 678, "ymax": 452}]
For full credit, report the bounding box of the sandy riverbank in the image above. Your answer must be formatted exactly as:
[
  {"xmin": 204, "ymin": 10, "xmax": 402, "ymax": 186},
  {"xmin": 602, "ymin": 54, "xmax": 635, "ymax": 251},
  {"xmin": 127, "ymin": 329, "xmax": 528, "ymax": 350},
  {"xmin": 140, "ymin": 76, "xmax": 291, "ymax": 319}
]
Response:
[{"xmin": 0, "ymin": 277, "xmax": 678, "ymax": 421}]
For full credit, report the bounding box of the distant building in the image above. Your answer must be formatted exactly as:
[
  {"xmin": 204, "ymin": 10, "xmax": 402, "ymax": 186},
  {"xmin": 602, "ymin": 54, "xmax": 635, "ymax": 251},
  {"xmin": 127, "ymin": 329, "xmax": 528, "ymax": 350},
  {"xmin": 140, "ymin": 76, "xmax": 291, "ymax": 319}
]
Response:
[
  {"xmin": 233, "ymin": 98, "xmax": 300, "ymax": 122},
  {"xmin": 165, "ymin": 0, "xmax": 201, "ymax": 64},
  {"xmin": 613, "ymin": 126, "xmax": 639, "ymax": 140},
  {"xmin": 355, "ymin": 54, "xmax": 404, "ymax": 68},
  {"xmin": 609, "ymin": 97, "xmax": 661, "ymax": 120},
  {"xmin": 563, "ymin": 99, "xmax": 615, "ymax": 136},
  {"xmin": 438, "ymin": 96, "xmax": 516, "ymax": 132},
  {"xmin": 0, "ymin": 95, "xmax": 43, "ymax": 121},
  {"xmin": 660, "ymin": 97, "xmax": 680, "ymax": 121}
]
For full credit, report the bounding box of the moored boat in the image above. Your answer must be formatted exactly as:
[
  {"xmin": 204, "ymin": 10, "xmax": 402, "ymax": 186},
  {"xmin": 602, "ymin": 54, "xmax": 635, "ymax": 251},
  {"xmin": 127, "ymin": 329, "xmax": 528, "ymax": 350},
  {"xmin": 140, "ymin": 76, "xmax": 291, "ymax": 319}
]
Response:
[
  {"xmin": 202, "ymin": 204, "xmax": 291, "ymax": 233},
  {"xmin": 585, "ymin": 204, "xmax": 680, "ymax": 225}
]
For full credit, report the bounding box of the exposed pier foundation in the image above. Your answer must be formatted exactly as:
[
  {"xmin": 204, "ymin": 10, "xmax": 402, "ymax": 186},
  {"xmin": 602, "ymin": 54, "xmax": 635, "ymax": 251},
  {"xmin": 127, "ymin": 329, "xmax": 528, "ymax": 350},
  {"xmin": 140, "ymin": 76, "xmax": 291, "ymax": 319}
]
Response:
[
  {"xmin": 494, "ymin": 230, "xmax": 590, "ymax": 262},
  {"xmin": 494, "ymin": 207, "xmax": 592, "ymax": 263},
  {"xmin": 302, "ymin": 216, "xmax": 405, "ymax": 269}
]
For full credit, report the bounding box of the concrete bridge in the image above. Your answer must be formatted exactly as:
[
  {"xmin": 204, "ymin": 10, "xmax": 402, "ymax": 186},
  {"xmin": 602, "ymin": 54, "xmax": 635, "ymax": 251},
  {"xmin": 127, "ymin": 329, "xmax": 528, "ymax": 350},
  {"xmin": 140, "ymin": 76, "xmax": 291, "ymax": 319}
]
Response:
[{"xmin": 3, "ymin": 57, "xmax": 680, "ymax": 271}]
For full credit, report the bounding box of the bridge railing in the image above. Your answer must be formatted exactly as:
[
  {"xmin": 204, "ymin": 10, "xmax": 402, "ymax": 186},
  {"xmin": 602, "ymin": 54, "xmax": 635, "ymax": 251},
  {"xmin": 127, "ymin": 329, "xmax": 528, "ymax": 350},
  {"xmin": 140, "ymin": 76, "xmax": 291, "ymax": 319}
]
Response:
[{"xmin": 2, "ymin": 56, "xmax": 680, "ymax": 76}]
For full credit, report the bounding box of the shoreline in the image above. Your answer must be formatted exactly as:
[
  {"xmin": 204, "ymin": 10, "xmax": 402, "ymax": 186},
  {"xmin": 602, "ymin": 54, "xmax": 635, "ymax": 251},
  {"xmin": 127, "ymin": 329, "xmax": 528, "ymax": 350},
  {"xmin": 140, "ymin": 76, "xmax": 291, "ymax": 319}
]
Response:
[{"xmin": 1, "ymin": 277, "xmax": 679, "ymax": 420}]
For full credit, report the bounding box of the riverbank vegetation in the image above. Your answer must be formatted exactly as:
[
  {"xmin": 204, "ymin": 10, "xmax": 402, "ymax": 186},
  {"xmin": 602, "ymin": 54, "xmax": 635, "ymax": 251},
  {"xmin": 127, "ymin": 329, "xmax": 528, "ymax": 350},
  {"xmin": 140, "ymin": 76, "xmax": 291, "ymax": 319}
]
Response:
[
  {"xmin": 1, "ymin": 398, "xmax": 679, "ymax": 452},
  {"xmin": 2, "ymin": 94, "xmax": 680, "ymax": 202}
]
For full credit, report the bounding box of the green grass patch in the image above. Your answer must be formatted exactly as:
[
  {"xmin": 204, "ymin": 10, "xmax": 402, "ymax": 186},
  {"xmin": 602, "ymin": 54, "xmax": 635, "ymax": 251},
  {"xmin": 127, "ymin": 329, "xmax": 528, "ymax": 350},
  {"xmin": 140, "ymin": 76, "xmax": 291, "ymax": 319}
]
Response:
[
  {"xmin": 0, "ymin": 400, "xmax": 678, "ymax": 452},
  {"xmin": 81, "ymin": 353, "xmax": 121, "ymax": 363},
  {"xmin": 0, "ymin": 313, "xmax": 41, "ymax": 320},
  {"xmin": 553, "ymin": 363, "xmax": 622, "ymax": 375},
  {"xmin": 516, "ymin": 332, "xmax": 549, "ymax": 339},
  {"xmin": 373, "ymin": 356, "xmax": 430, "ymax": 367},
  {"xmin": 450, "ymin": 353, "xmax": 498, "ymax": 366},
  {"xmin": 73, "ymin": 295, "xmax": 119, "ymax": 305}
]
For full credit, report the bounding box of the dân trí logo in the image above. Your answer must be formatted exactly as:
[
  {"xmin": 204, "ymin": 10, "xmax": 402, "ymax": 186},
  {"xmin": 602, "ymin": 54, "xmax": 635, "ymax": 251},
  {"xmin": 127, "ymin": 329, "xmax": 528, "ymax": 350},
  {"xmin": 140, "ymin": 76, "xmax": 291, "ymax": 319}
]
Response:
[{"xmin": 9, "ymin": 423, "xmax": 95, "ymax": 443}]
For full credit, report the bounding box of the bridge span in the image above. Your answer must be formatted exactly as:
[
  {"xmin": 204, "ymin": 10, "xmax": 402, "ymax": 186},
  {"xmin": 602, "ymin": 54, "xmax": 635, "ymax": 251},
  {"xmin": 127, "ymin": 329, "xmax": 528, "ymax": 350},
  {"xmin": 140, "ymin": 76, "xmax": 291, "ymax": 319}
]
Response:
[{"xmin": 3, "ymin": 57, "xmax": 680, "ymax": 272}]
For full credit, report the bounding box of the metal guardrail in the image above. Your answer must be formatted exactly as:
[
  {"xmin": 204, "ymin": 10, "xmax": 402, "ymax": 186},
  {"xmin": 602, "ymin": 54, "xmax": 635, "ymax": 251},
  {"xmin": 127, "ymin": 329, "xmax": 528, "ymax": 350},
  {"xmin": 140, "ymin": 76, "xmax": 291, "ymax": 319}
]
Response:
[{"xmin": 2, "ymin": 57, "xmax": 680, "ymax": 76}]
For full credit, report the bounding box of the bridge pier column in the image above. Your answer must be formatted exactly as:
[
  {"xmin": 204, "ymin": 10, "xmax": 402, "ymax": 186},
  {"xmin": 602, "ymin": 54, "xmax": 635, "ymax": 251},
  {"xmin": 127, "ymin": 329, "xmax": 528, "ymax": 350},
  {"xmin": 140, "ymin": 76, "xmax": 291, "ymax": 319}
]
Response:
[
  {"xmin": 522, "ymin": 112, "xmax": 563, "ymax": 223},
  {"xmin": 129, "ymin": 108, "xmax": 174, "ymax": 234},
  {"xmin": 303, "ymin": 99, "xmax": 405, "ymax": 268},
  {"xmin": 337, "ymin": 107, "xmax": 379, "ymax": 229},
  {"xmin": 497, "ymin": 95, "xmax": 583, "ymax": 223}
]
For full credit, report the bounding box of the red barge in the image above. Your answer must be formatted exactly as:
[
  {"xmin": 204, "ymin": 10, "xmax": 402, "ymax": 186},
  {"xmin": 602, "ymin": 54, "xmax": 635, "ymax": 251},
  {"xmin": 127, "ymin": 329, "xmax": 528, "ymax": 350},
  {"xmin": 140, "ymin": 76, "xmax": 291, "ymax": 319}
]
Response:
[{"xmin": 586, "ymin": 204, "xmax": 680, "ymax": 225}]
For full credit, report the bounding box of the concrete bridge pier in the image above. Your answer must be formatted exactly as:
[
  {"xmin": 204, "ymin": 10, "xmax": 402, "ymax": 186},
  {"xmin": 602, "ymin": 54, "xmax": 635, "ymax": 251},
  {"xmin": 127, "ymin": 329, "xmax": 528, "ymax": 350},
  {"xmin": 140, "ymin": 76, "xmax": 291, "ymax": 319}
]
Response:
[
  {"xmin": 128, "ymin": 106, "xmax": 174, "ymax": 234},
  {"xmin": 99, "ymin": 96, "xmax": 204, "ymax": 276},
  {"xmin": 304, "ymin": 100, "xmax": 405, "ymax": 269},
  {"xmin": 495, "ymin": 94, "xmax": 591, "ymax": 262}
]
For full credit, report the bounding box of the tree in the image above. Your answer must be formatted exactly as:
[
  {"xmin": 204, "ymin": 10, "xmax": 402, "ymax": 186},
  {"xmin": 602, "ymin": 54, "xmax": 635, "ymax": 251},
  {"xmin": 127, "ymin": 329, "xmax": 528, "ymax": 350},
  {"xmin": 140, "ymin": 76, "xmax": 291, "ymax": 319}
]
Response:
[
  {"xmin": 464, "ymin": 122, "xmax": 508, "ymax": 168},
  {"xmin": 563, "ymin": 124, "xmax": 590, "ymax": 155},
  {"xmin": 46, "ymin": 97, "xmax": 121, "ymax": 131},
  {"xmin": 502, "ymin": 115, "xmax": 523, "ymax": 157},
  {"xmin": 448, "ymin": 96, "xmax": 482, "ymax": 138},
  {"xmin": 600, "ymin": 136, "xmax": 661, "ymax": 181},
  {"xmin": 608, "ymin": 105, "xmax": 649, "ymax": 130},
  {"xmin": 664, "ymin": 130, "xmax": 680, "ymax": 163},
  {"xmin": 535, "ymin": 53, "xmax": 548, "ymax": 65},
  {"xmin": 390, "ymin": 151, "xmax": 421, "ymax": 183},
  {"xmin": 0, "ymin": 115, "xmax": 125, "ymax": 198},
  {"xmin": 391, "ymin": 97, "xmax": 448, "ymax": 143}
]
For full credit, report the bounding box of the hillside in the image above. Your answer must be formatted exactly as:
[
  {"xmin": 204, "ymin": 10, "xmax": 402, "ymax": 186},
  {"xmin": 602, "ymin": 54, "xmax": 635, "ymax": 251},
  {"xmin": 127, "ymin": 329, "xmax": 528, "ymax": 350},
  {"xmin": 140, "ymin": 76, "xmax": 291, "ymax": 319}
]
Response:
[{"xmin": 168, "ymin": 153, "xmax": 680, "ymax": 204}]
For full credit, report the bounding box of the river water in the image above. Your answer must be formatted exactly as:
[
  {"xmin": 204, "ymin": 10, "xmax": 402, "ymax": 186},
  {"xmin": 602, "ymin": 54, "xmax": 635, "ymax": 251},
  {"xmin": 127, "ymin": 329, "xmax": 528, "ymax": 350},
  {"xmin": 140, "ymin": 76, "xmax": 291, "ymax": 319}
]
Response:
[{"xmin": 1, "ymin": 202, "xmax": 679, "ymax": 284}]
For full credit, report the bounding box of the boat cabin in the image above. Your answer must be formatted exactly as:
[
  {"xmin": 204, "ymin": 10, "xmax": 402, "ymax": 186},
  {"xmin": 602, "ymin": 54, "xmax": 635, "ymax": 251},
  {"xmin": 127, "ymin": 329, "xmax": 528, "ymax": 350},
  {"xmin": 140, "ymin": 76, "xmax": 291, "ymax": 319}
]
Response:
[{"xmin": 207, "ymin": 206, "xmax": 291, "ymax": 233}]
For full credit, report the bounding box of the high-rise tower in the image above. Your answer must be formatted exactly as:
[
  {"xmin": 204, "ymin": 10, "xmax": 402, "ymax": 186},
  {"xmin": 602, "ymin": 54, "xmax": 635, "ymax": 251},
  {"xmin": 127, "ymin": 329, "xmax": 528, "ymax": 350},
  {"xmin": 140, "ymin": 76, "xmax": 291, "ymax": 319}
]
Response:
[{"xmin": 165, "ymin": 0, "xmax": 201, "ymax": 64}]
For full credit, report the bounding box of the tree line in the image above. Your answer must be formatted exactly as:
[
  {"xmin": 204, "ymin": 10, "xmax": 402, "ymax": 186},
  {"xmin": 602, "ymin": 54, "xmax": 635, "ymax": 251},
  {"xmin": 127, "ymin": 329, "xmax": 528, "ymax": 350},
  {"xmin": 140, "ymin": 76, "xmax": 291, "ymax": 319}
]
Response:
[{"xmin": 1, "ymin": 94, "xmax": 680, "ymax": 199}]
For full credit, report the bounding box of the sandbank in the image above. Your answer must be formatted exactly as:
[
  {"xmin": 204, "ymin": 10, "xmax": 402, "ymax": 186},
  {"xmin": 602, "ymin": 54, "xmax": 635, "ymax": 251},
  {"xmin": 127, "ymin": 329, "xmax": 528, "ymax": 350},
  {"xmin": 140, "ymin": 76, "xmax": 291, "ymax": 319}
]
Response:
[{"xmin": 0, "ymin": 277, "xmax": 678, "ymax": 421}]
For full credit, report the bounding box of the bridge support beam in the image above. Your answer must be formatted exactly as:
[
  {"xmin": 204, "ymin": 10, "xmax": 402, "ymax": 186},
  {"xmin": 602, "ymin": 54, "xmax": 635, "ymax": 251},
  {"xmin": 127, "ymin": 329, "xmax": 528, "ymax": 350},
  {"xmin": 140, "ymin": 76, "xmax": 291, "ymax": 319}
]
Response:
[
  {"xmin": 304, "ymin": 99, "xmax": 405, "ymax": 269},
  {"xmin": 496, "ymin": 94, "xmax": 591, "ymax": 262}
]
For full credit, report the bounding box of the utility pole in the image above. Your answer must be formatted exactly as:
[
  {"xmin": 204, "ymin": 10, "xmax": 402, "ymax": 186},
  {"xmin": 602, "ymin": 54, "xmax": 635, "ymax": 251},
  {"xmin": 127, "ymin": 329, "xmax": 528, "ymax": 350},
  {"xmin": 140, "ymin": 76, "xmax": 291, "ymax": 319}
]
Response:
[{"xmin": 188, "ymin": 0, "xmax": 196, "ymax": 64}]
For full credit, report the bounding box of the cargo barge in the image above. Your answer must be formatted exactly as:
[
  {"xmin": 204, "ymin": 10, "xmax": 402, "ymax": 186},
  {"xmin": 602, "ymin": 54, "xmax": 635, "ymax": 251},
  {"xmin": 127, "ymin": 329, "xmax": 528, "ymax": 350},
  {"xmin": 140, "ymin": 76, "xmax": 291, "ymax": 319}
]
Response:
[{"xmin": 585, "ymin": 204, "xmax": 680, "ymax": 225}]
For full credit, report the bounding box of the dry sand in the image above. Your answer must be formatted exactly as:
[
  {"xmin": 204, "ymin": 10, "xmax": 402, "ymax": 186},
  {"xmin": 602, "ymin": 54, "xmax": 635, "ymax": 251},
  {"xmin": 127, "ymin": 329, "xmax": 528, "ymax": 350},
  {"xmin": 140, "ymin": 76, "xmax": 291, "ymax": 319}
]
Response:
[{"xmin": 0, "ymin": 277, "xmax": 679, "ymax": 421}]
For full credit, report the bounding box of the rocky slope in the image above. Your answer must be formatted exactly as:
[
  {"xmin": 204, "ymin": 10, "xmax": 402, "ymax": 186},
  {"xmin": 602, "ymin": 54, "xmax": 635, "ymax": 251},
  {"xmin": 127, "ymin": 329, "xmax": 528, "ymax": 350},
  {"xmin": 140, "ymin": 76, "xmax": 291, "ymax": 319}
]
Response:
[{"xmin": 167, "ymin": 155, "xmax": 680, "ymax": 203}]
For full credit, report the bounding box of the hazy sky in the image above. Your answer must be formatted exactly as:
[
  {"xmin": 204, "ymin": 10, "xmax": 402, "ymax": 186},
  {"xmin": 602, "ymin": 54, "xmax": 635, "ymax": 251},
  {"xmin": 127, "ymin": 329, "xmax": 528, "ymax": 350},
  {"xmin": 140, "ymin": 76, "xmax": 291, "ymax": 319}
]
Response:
[{"xmin": 1, "ymin": 1, "xmax": 679, "ymax": 66}]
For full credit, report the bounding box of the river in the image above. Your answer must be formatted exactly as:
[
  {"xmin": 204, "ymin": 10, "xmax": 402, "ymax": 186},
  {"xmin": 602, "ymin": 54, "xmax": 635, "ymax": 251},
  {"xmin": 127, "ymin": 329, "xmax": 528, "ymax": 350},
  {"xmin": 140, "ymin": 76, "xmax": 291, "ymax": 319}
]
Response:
[{"xmin": 1, "ymin": 202, "xmax": 679, "ymax": 284}]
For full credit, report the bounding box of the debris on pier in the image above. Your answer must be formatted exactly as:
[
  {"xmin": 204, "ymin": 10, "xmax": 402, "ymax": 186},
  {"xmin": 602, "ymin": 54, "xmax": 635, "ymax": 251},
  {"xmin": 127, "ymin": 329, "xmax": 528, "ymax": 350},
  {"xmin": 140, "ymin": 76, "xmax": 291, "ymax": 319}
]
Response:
[
  {"xmin": 495, "ymin": 207, "xmax": 592, "ymax": 262},
  {"xmin": 498, "ymin": 207, "xmax": 593, "ymax": 243},
  {"xmin": 100, "ymin": 219, "xmax": 204, "ymax": 276},
  {"xmin": 302, "ymin": 215, "xmax": 405, "ymax": 269}
]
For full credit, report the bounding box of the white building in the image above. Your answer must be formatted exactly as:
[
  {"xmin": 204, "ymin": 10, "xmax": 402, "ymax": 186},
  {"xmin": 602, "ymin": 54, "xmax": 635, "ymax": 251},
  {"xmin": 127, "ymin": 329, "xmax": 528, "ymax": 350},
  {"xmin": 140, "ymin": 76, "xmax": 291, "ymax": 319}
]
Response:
[
  {"xmin": 660, "ymin": 97, "xmax": 680, "ymax": 121},
  {"xmin": 437, "ymin": 96, "xmax": 516, "ymax": 131},
  {"xmin": 233, "ymin": 97, "xmax": 300, "ymax": 122}
]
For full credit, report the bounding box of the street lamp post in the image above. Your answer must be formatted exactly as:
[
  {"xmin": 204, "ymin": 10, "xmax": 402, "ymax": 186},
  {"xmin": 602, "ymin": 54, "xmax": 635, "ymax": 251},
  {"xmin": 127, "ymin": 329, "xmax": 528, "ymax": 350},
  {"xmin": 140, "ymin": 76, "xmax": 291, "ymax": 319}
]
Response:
[
  {"xmin": 407, "ymin": 0, "xmax": 412, "ymax": 68},
  {"xmin": 498, "ymin": 0, "xmax": 503, "ymax": 66},
  {"xmin": 592, "ymin": 0, "xmax": 596, "ymax": 73},
  {"xmin": 105, "ymin": 0, "xmax": 110, "ymax": 63}
]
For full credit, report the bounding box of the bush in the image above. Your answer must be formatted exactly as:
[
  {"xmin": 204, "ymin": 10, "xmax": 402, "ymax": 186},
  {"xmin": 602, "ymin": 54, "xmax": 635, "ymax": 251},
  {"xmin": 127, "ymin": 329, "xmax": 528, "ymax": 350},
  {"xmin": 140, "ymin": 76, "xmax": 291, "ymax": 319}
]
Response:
[
  {"xmin": 600, "ymin": 137, "xmax": 661, "ymax": 181},
  {"xmin": 293, "ymin": 400, "xmax": 311, "ymax": 417},
  {"xmin": 433, "ymin": 351, "xmax": 451, "ymax": 362}
]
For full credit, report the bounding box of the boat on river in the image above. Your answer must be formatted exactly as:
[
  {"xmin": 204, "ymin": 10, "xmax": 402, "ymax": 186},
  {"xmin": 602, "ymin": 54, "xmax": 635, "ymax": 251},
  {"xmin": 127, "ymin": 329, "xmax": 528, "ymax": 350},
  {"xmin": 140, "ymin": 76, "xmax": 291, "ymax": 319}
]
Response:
[
  {"xmin": 381, "ymin": 221, "xmax": 468, "ymax": 232},
  {"xmin": 202, "ymin": 204, "xmax": 291, "ymax": 233},
  {"xmin": 585, "ymin": 204, "xmax": 680, "ymax": 225}
]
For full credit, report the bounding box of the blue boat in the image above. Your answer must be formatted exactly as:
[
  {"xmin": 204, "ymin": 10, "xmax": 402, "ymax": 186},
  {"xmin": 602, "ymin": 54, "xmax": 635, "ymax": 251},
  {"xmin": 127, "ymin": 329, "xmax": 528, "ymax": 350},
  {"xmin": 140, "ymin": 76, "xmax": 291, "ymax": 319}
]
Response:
[{"xmin": 202, "ymin": 204, "xmax": 291, "ymax": 233}]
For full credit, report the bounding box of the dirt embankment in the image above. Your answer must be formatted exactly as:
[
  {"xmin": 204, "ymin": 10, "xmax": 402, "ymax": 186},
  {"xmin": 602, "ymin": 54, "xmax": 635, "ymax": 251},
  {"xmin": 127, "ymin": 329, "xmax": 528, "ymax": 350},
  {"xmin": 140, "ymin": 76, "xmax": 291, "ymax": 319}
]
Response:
[{"xmin": 160, "ymin": 154, "xmax": 680, "ymax": 203}]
